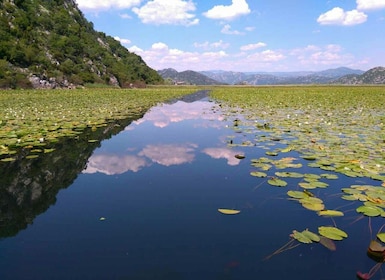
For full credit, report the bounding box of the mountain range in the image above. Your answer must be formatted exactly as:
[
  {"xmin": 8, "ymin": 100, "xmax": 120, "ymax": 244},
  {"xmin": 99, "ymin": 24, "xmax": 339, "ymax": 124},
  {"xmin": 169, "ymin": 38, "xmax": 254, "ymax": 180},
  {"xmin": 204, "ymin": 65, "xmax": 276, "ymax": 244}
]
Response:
[{"xmin": 159, "ymin": 66, "xmax": 385, "ymax": 85}]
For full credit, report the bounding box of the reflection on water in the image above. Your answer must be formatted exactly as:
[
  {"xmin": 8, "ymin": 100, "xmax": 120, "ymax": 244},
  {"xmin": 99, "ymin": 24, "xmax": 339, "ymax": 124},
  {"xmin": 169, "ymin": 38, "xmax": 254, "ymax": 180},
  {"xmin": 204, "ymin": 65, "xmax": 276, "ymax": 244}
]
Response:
[
  {"xmin": 0, "ymin": 93, "xmax": 379, "ymax": 279},
  {"xmin": 0, "ymin": 116, "xmax": 144, "ymax": 238},
  {"xmin": 83, "ymin": 99, "xmax": 233, "ymax": 176}
]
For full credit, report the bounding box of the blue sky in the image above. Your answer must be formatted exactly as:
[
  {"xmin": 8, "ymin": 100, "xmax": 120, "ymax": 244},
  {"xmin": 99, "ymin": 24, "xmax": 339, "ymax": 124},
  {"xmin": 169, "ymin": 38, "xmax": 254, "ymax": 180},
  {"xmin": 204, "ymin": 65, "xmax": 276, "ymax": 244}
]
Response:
[{"xmin": 75, "ymin": 0, "xmax": 385, "ymax": 72}]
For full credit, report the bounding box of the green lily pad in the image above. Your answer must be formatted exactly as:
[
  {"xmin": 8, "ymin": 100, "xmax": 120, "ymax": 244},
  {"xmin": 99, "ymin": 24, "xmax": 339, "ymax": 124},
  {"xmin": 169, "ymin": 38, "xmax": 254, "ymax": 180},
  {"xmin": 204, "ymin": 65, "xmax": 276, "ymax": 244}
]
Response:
[
  {"xmin": 301, "ymin": 202, "xmax": 325, "ymax": 211},
  {"xmin": 250, "ymin": 171, "xmax": 267, "ymax": 178},
  {"xmin": 301, "ymin": 229, "xmax": 321, "ymax": 242},
  {"xmin": 291, "ymin": 229, "xmax": 319, "ymax": 244},
  {"xmin": 318, "ymin": 226, "xmax": 348, "ymax": 241},
  {"xmin": 287, "ymin": 190, "xmax": 309, "ymax": 199},
  {"xmin": 377, "ymin": 233, "xmax": 385, "ymax": 243},
  {"xmin": 320, "ymin": 173, "xmax": 338, "ymax": 180},
  {"xmin": 268, "ymin": 178, "xmax": 287, "ymax": 187},
  {"xmin": 356, "ymin": 205, "xmax": 384, "ymax": 217},
  {"xmin": 275, "ymin": 171, "xmax": 304, "ymax": 178},
  {"xmin": 318, "ymin": 210, "xmax": 344, "ymax": 217}
]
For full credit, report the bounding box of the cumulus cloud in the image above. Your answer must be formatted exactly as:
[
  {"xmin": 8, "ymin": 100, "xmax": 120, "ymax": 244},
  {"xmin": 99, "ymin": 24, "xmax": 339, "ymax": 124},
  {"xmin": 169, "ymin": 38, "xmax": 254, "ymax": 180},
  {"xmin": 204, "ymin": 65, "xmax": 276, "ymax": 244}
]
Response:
[
  {"xmin": 194, "ymin": 40, "xmax": 230, "ymax": 50},
  {"xmin": 75, "ymin": 0, "xmax": 142, "ymax": 11},
  {"xmin": 356, "ymin": 0, "xmax": 385, "ymax": 11},
  {"xmin": 240, "ymin": 42, "xmax": 267, "ymax": 51},
  {"xmin": 317, "ymin": 7, "xmax": 367, "ymax": 25},
  {"xmin": 221, "ymin": 24, "xmax": 244, "ymax": 35},
  {"xmin": 114, "ymin": 36, "xmax": 131, "ymax": 45},
  {"xmin": 247, "ymin": 50, "xmax": 285, "ymax": 62},
  {"xmin": 291, "ymin": 44, "xmax": 355, "ymax": 67},
  {"xmin": 132, "ymin": 0, "xmax": 199, "ymax": 26},
  {"xmin": 129, "ymin": 42, "xmax": 230, "ymax": 71},
  {"xmin": 203, "ymin": 0, "xmax": 251, "ymax": 20}
]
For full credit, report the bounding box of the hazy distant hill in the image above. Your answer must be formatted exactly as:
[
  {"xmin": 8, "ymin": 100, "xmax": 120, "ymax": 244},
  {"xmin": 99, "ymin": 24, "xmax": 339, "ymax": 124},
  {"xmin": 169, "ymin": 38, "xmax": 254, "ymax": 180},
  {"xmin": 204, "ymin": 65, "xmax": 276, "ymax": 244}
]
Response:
[
  {"xmin": 200, "ymin": 67, "xmax": 365, "ymax": 85},
  {"xmin": 158, "ymin": 68, "xmax": 224, "ymax": 85},
  {"xmin": 332, "ymin": 67, "xmax": 385, "ymax": 84},
  {"xmin": 0, "ymin": 0, "xmax": 162, "ymax": 89}
]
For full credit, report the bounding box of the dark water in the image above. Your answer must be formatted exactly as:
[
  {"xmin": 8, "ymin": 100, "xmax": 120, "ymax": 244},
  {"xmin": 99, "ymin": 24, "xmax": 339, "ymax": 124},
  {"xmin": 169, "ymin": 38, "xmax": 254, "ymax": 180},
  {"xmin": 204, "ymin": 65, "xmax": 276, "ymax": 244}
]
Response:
[{"xmin": 0, "ymin": 92, "xmax": 383, "ymax": 279}]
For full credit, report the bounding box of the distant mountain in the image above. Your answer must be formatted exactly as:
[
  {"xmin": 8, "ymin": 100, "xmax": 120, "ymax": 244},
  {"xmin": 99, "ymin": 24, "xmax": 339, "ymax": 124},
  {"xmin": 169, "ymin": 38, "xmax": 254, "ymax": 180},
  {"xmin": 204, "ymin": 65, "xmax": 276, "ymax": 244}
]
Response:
[
  {"xmin": 158, "ymin": 68, "xmax": 225, "ymax": 85},
  {"xmin": 0, "ymin": 0, "xmax": 162, "ymax": 89},
  {"xmin": 200, "ymin": 67, "xmax": 364, "ymax": 85},
  {"xmin": 332, "ymin": 67, "xmax": 385, "ymax": 84}
]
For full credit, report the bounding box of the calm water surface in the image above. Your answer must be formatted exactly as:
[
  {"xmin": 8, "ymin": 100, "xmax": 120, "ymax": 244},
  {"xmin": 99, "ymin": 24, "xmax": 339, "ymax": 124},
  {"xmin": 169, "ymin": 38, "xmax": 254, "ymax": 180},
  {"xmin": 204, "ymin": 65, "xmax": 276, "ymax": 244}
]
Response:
[{"xmin": 0, "ymin": 93, "xmax": 383, "ymax": 279}]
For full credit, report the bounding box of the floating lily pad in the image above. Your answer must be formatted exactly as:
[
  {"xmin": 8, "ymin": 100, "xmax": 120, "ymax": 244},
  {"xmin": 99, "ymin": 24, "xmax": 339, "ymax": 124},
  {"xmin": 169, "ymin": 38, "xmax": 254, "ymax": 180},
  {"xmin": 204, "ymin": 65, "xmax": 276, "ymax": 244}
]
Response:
[
  {"xmin": 320, "ymin": 173, "xmax": 338, "ymax": 180},
  {"xmin": 250, "ymin": 171, "xmax": 267, "ymax": 178},
  {"xmin": 218, "ymin": 208, "xmax": 241, "ymax": 215},
  {"xmin": 356, "ymin": 205, "xmax": 384, "ymax": 217},
  {"xmin": 377, "ymin": 233, "xmax": 385, "ymax": 243},
  {"xmin": 287, "ymin": 190, "xmax": 309, "ymax": 199},
  {"xmin": 268, "ymin": 178, "xmax": 287, "ymax": 187},
  {"xmin": 318, "ymin": 226, "xmax": 348, "ymax": 241},
  {"xmin": 291, "ymin": 229, "xmax": 320, "ymax": 244},
  {"xmin": 318, "ymin": 210, "xmax": 344, "ymax": 217},
  {"xmin": 275, "ymin": 172, "xmax": 304, "ymax": 178},
  {"xmin": 301, "ymin": 229, "xmax": 321, "ymax": 242},
  {"xmin": 301, "ymin": 202, "xmax": 325, "ymax": 211}
]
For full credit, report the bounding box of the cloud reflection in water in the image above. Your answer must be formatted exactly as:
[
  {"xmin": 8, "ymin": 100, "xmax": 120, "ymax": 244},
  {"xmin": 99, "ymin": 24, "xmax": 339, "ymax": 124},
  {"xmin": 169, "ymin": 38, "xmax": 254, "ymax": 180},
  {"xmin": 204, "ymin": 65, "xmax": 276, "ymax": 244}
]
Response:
[{"xmin": 83, "ymin": 99, "xmax": 240, "ymax": 175}]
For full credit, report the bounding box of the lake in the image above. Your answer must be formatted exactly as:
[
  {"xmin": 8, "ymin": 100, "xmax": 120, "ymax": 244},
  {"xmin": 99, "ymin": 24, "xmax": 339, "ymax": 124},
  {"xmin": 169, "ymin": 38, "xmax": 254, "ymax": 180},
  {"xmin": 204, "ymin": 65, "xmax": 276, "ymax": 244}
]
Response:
[{"xmin": 0, "ymin": 90, "xmax": 384, "ymax": 279}]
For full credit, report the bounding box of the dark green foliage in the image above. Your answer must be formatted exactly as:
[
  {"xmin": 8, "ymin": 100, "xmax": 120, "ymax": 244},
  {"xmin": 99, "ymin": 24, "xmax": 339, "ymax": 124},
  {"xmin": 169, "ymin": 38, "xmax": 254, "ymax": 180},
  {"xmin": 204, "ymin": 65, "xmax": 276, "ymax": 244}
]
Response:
[{"xmin": 0, "ymin": 0, "xmax": 163, "ymax": 88}]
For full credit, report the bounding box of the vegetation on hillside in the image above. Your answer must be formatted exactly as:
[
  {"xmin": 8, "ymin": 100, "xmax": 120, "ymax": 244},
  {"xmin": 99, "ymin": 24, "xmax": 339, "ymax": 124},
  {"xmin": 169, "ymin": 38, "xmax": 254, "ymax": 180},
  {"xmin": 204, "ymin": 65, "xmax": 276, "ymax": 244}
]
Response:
[{"xmin": 0, "ymin": 0, "xmax": 163, "ymax": 89}]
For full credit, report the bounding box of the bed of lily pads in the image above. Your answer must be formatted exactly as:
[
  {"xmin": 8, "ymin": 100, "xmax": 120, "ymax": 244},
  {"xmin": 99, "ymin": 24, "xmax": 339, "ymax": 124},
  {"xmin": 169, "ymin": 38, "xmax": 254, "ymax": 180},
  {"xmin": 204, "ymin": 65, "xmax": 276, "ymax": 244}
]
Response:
[
  {"xmin": 0, "ymin": 87, "xmax": 197, "ymax": 161},
  {"xmin": 210, "ymin": 86, "xmax": 385, "ymax": 278}
]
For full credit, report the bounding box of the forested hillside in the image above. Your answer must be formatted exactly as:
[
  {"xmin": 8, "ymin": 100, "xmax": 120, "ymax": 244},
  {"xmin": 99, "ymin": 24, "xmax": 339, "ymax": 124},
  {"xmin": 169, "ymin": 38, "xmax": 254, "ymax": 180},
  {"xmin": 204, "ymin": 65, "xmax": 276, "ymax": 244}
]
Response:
[{"xmin": 0, "ymin": 0, "xmax": 163, "ymax": 89}]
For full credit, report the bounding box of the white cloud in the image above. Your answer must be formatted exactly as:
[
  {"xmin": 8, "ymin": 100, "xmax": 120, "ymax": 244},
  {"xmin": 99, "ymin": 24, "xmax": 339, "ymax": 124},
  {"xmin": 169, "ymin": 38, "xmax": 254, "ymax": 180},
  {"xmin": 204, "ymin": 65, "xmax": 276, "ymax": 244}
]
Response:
[
  {"xmin": 75, "ymin": 0, "xmax": 142, "ymax": 11},
  {"xmin": 114, "ymin": 36, "xmax": 131, "ymax": 45},
  {"xmin": 119, "ymin": 13, "xmax": 132, "ymax": 19},
  {"xmin": 203, "ymin": 0, "xmax": 251, "ymax": 20},
  {"xmin": 247, "ymin": 50, "xmax": 285, "ymax": 62},
  {"xmin": 193, "ymin": 40, "xmax": 230, "ymax": 50},
  {"xmin": 357, "ymin": 0, "xmax": 385, "ymax": 11},
  {"xmin": 202, "ymin": 148, "xmax": 242, "ymax": 166},
  {"xmin": 292, "ymin": 44, "xmax": 354, "ymax": 67},
  {"xmin": 221, "ymin": 24, "xmax": 244, "ymax": 35},
  {"xmin": 128, "ymin": 45, "xmax": 144, "ymax": 53},
  {"xmin": 139, "ymin": 143, "xmax": 197, "ymax": 166},
  {"xmin": 132, "ymin": 0, "xmax": 199, "ymax": 26},
  {"xmin": 129, "ymin": 42, "xmax": 231, "ymax": 71},
  {"xmin": 83, "ymin": 154, "xmax": 148, "ymax": 175},
  {"xmin": 240, "ymin": 42, "xmax": 267, "ymax": 51},
  {"xmin": 317, "ymin": 7, "xmax": 367, "ymax": 26}
]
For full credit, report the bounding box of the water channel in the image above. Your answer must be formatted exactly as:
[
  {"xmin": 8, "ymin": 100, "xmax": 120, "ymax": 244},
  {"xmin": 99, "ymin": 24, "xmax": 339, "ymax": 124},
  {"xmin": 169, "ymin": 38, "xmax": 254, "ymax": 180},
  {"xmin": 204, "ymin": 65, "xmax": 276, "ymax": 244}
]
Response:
[{"xmin": 0, "ymin": 91, "xmax": 382, "ymax": 279}]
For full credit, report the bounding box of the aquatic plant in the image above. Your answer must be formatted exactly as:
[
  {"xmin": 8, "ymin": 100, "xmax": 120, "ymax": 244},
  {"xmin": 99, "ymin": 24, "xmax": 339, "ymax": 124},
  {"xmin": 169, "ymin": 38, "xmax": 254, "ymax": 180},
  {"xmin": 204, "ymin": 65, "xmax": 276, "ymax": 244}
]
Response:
[{"xmin": 0, "ymin": 87, "xmax": 198, "ymax": 160}]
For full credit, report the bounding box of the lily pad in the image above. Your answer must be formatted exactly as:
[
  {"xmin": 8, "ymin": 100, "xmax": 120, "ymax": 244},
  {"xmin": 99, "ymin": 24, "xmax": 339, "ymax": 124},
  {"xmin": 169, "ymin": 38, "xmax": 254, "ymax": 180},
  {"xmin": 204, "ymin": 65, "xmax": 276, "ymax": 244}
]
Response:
[
  {"xmin": 287, "ymin": 190, "xmax": 309, "ymax": 199},
  {"xmin": 318, "ymin": 210, "xmax": 344, "ymax": 217},
  {"xmin": 377, "ymin": 233, "xmax": 385, "ymax": 243},
  {"xmin": 275, "ymin": 171, "xmax": 304, "ymax": 178},
  {"xmin": 318, "ymin": 226, "xmax": 348, "ymax": 241},
  {"xmin": 301, "ymin": 229, "xmax": 321, "ymax": 242},
  {"xmin": 218, "ymin": 208, "xmax": 241, "ymax": 215},
  {"xmin": 250, "ymin": 171, "xmax": 267, "ymax": 178},
  {"xmin": 356, "ymin": 205, "xmax": 384, "ymax": 217},
  {"xmin": 291, "ymin": 229, "xmax": 319, "ymax": 244},
  {"xmin": 268, "ymin": 178, "xmax": 287, "ymax": 187}
]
